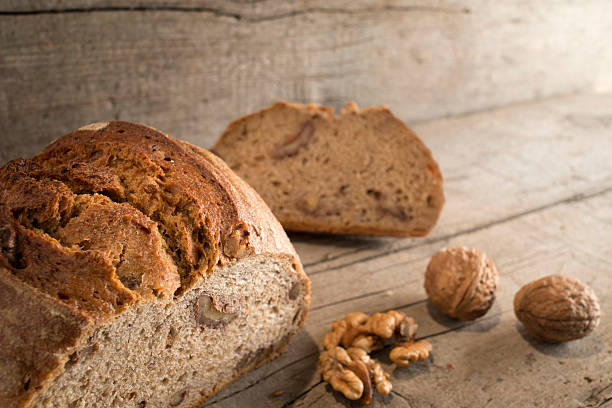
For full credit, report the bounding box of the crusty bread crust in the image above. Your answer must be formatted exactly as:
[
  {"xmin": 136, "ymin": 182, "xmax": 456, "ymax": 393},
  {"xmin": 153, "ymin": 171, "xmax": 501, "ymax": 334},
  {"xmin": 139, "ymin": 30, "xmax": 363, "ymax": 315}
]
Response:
[
  {"xmin": 0, "ymin": 121, "xmax": 310, "ymax": 407},
  {"xmin": 36, "ymin": 121, "xmax": 303, "ymax": 286},
  {"xmin": 0, "ymin": 271, "xmax": 93, "ymax": 408},
  {"xmin": 213, "ymin": 102, "xmax": 444, "ymax": 237},
  {"xmin": 180, "ymin": 140, "xmax": 304, "ymax": 266}
]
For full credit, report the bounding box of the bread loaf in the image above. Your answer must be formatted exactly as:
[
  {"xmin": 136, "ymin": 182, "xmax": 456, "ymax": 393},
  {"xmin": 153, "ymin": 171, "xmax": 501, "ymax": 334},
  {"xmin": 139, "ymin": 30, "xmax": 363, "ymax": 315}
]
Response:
[
  {"xmin": 0, "ymin": 121, "xmax": 310, "ymax": 408},
  {"xmin": 212, "ymin": 102, "xmax": 444, "ymax": 237}
]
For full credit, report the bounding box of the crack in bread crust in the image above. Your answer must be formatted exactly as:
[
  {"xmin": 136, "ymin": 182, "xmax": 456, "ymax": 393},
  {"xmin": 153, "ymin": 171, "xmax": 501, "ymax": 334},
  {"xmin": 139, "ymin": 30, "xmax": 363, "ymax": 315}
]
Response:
[
  {"xmin": 0, "ymin": 158, "xmax": 179, "ymax": 311},
  {"xmin": 34, "ymin": 127, "xmax": 224, "ymax": 290}
]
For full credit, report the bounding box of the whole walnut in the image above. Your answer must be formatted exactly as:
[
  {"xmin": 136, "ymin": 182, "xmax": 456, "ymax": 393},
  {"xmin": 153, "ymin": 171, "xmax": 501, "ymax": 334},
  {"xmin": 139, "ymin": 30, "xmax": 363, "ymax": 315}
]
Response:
[
  {"xmin": 514, "ymin": 274, "xmax": 600, "ymax": 343},
  {"xmin": 424, "ymin": 247, "xmax": 499, "ymax": 321}
]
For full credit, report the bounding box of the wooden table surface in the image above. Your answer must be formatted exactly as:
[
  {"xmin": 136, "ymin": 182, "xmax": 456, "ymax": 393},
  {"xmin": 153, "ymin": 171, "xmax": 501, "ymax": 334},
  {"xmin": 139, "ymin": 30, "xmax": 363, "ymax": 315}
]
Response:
[{"xmin": 204, "ymin": 93, "xmax": 612, "ymax": 408}]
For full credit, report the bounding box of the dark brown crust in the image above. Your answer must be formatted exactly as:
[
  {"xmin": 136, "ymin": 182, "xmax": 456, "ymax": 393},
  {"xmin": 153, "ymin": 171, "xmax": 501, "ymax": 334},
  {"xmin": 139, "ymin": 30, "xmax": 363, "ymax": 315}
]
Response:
[
  {"xmin": 0, "ymin": 204, "xmax": 138, "ymax": 317},
  {"xmin": 36, "ymin": 122, "xmax": 303, "ymax": 280},
  {"xmin": 35, "ymin": 122, "xmax": 236, "ymax": 290},
  {"xmin": 213, "ymin": 101, "xmax": 445, "ymax": 237},
  {"xmin": 0, "ymin": 121, "xmax": 309, "ymax": 407},
  {"xmin": 180, "ymin": 141, "xmax": 302, "ymax": 263},
  {"xmin": 0, "ymin": 269, "xmax": 93, "ymax": 408}
]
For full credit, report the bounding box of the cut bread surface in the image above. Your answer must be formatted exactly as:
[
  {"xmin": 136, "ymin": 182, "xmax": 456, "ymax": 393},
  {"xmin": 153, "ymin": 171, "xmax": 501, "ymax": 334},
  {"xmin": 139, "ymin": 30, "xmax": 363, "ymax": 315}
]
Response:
[
  {"xmin": 31, "ymin": 255, "xmax": 305, "ymax": 408},
  {"xmin": 213, "ymin": 102, "xmax": 445, "ymax": 237},
  {"xmin": 0, "ymin": 121, "xmax": 310, "ymax": 408}
]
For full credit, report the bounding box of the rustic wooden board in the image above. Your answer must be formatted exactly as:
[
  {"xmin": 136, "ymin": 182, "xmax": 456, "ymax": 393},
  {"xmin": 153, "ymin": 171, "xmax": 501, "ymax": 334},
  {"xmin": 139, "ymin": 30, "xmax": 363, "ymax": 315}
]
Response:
[
  {"xmin": 2, "ymin": 0, "xmax": 612, "ymax": 164},
  {"xmin": 206, "ymin": 191, "xmax": 612, "ymax": 407},
  {"xmin": 201, "ymin": 93, "xmax": 612, "ymax": 407}
]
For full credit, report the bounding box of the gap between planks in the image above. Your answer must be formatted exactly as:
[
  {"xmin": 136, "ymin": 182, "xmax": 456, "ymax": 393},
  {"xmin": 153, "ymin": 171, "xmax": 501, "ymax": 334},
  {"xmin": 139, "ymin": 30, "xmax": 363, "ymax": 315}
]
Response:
[
  {"xmin": 302, "ymin": 184, "xmax": 612, "ymax": 277},
  {"xmin": 210, "ymin": 352, "xmax": 320, "ymax": 405},
  {"xmin": 0, "ymin": 5, "xmax": 470, "ymax": 21},
  {"xmin": 281, "ymin": 380, "xmax": 325, "ymax": 408}
]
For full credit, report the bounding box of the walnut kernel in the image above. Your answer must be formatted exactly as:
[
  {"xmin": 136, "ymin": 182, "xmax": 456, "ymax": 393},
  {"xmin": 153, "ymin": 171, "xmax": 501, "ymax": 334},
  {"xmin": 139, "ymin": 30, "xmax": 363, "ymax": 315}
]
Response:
[
  {"xmin": 196, "ymin": 294, "xmax": 237, "ymax": 327},
  {"xmin": 223, "ymin": 229, "xmax": 249, "ymax": 259},
  {"xmin": 346, "ymin": 348, "xmax": 392, "ymax": 398},
  {"xmin": 273, "ymin": 120, "xmax": 315, "ymax": 159},
  {"xmin": 424, "ymin": 247, "xmax": 498, "ymax": 321},
  {"xmin": 169, "ymin": 388, "xmax": 188, "ymax": 406},
  {"xmin": 389, "ymin": 340, "xmax": 432, "ymax": 367},
  {"xmin": 319, "ymin": 311, "xmax": 429, "ymax": 404},
  {"xmin": 514, "ymin": 274, "xmax": 600, "ymax": 343},
  {"xmin": 303, "ymin": 195, "xmax": 319, "ymax": 212},
  {"xmin": 318, "ymin": 347, "xmax": 365, "ymax": 401}
]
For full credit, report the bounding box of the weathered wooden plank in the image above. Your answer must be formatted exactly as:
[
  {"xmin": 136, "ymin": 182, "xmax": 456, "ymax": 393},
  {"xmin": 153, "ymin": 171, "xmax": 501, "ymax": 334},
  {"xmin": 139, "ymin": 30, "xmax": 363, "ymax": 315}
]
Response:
[
  {"xmin": 307, "ymin": 189, "xmax": 612, "ymax": 309},
  {"xmin": 292, "ymin": 316, "xmax": 612, "ymax": 407},
  {"xmin": 302, "ymin": 189, "xmax": 612, "ymax": 346},
  {"xmin": 206, "ymin": 350, "xmax": 321, "ymax": 408},
  {"xmin": 206, "ymin": 354, "xmax": 322, "ymax": 408},
  {"xmin": 2, "ymin": 2, "xmax": 612, "ymax": 163},
  {"xmin": 389, "ymin": 324, "xmax": 611, "ymax": 408},
  {"xmin": 203, "ymin": 186, "xmax": 612, "ymax": 407},
  {"xmin": 292, "ymin": 382, "xmax": 412, "ymax": 407},
  {"xmin": 293, "ymin": 93, "xmax": 612, "ymax": 268},
  {"xmin": 4, "ymin": 0, "xmax": 304, "ymax": 14}
]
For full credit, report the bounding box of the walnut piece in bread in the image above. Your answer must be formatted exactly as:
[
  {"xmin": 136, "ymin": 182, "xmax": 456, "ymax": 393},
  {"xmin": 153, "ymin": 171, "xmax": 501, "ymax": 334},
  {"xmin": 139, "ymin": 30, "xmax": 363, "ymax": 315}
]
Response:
[
  {"xmin": 0, "ymin": 121, "xmax": 310, "ymax": 408},
  {"xmin": 213, "ymin": 101, "xmax": 444, "ymax": 237}
]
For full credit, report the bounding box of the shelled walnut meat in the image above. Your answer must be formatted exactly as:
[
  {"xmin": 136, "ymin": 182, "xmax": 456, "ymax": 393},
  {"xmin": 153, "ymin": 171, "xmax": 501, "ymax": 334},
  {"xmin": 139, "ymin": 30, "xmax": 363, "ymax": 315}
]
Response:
[
  {"xmin": 514, "ymin": 274, "xmax": 600, "ymax": 343},
  {"xmin": 319, "ymin": 310, "xmax": 432, "ymax": 404},
  {"xmin": 425, "ymin": 247, "xmax": 499, "ymax": 321}
]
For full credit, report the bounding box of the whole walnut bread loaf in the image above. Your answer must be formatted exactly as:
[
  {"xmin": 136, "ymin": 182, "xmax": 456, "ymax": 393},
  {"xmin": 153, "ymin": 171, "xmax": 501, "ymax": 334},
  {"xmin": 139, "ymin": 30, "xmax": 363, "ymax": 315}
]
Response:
[
  {"xmin": 213, "ymin": 102, "xmax": 444, "ymax": 237},
  {"xmin": 0, "ymin": 121, "xmax": 310, "ymax": 408}
]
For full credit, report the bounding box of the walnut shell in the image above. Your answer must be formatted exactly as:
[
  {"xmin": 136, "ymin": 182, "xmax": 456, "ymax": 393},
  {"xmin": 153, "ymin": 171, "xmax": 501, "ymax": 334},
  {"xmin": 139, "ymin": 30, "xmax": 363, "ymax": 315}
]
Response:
[
  {"xmin": 424, "ymin": 247, "xmax": 499, "ymax": 321},
  {"xmin": 514, "ymin": 274, "xmax": 600, "ymax": 343}
]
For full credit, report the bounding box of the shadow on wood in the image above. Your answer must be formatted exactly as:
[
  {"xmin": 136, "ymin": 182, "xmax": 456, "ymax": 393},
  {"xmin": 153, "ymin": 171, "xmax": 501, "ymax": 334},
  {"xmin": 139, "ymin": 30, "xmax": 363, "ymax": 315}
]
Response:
[
  {"xmin": 423, "ymin": 294, "xmax": 502, "ymax": 334},
  {"xmin": 514, "ymin": 322, "xmax": 605, "ymax": 359},
  {"xmin": 203, "ymin": 329, "xmax": 320, "ymax": 407}
]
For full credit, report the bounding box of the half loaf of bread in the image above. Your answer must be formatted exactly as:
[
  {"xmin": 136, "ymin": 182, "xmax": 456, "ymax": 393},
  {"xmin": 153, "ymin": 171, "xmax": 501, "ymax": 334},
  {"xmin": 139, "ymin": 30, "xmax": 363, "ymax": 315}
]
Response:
[
  {"xmin": 213, "ymin": 102, "xmax": 444, "ymax": 237},
  {"xmin": 0, "ymin": 121, "xmax": 310, "ymax": 408}
]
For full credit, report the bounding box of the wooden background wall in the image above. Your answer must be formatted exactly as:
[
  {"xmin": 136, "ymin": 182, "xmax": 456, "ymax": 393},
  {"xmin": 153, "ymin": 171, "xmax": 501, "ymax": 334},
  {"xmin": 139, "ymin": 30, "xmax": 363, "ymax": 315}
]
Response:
[{"xmin": 1, "ymin": 0, "xmax": 612, "ymax": 163}]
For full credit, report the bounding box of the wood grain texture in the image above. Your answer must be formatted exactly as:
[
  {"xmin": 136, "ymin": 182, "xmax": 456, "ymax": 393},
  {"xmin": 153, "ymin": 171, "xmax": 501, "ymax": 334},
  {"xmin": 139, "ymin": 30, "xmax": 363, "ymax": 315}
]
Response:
[
  {"xmin": 2, "ymin": 1, "xmax": 612, "ymax": 164},
  {"xmin": 202, "ymin": 93, "xmax": 612, "ymax": 407}
]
